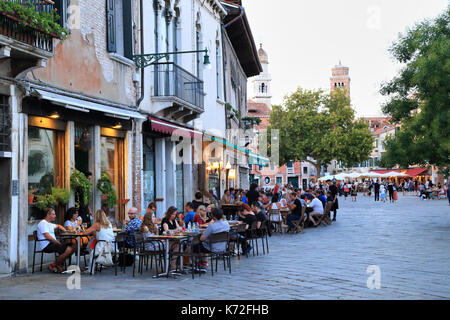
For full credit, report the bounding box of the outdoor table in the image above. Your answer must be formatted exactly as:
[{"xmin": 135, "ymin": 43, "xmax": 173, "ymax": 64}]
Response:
[
  {"xmin": 58, "ymin": 232, "xmax": 90, "ymax": 270},
  {"xmin": 280, "ymin": 209, "xmax": 290, "ymax": 224},
  {"xmin": 147, "ymin": 234, "xmax": 189, "ymax": 278}
]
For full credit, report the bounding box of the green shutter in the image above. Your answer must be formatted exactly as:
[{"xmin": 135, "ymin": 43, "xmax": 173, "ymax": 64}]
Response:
[
  {"xmin": 106, "ymin": 0, "xmax": 116, "ymax": 53},
  {"xmin": 122, "ymin": 0, "xmax": 133, "ymax": 60}
]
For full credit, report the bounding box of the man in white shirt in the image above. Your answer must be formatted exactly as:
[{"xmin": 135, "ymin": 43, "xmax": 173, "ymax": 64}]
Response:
[
  {"xmin": 306, "ymin": 194, "xmax": 324, "ymax": 227},
  {"xmin": 37, "ymin": 208, "xmax": 76, "ymax": 273}
]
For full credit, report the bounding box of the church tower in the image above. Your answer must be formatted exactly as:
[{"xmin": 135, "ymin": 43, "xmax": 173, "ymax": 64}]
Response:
[
  {"xmin": 330, "ymin": 61, "xmax": 350, "ymax": 99},
  {"xmin": 252, "ymin": 43, "xmax": 272, "ymax": 107}
]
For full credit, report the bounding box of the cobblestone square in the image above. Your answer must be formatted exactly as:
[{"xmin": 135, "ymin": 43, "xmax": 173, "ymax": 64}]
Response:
[{"xmin": 1, "ymin": 194, "xmax": 449, "ymax": 300}]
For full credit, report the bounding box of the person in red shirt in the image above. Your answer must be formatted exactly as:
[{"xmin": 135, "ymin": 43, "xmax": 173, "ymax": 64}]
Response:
[{"xmin": 193, "ymin": 205, "xmax": 212, "ymax": 226}]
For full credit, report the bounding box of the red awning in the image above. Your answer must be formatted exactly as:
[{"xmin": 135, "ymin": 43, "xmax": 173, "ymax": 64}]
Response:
[
  {"xmin": 149, "ymin": 116, "xmax": 203, "ymax": 140},
  {"xmin": 405, "ymin": 168, "xmax": 428, "ymax": 176}
]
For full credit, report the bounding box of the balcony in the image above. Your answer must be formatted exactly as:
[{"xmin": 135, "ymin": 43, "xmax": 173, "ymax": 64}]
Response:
[
  {"xmin": 151, "ymin": 62, "xmax": 204, "ymax": 123},
  {"xmin": 0, "ymin": 0, "xmax": 57, "ymax": 77}
]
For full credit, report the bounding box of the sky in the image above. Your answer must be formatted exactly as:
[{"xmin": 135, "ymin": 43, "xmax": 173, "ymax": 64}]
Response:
[{"xmin": 244, "ymin": 0, "xmax": 449, "ymax": 117}]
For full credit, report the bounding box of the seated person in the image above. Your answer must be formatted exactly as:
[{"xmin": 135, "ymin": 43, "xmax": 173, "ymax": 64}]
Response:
[
  {"xmin": 191, "ymin": 208, "xmax": 230, "ymax": 272},
  {"xmin": 193, "ymin": 205, "xmax": 212, "ymax": 226},
  {"xmin": 306, "ymin": 194, "xmax": 324, "ymax": 227},
  {"xmin": 140, "ymin": 202, "xmax": 156, "ymax": 221},
  {"xmin": 124, "ymin": 207, "xmax": 142, "ymax": 248},
  {"xmin": 82, "ymin": 209, "xmax": 115, "ymax": 273},
  {"xmin": 139, "ymin": 212, "xmax": 164, "ymax": 252},
  {"xmin": 160, "ymin": 206, "xmax": 183, "ymax": 271},
  {"xmin": 268, "ymin": 194, "xmax": 282, "ymax": 222},
  {"xmin": 237, "ymin": 203, "xmax": 257, "ymax": 255},
  {"xmin": 220, "ymin": 189, "xmax": 233, "ymax": 205},
  {"xmin": 286, "ymin": 192, "xmax": 305, "ymax": 232},
  {"xmin": 37, "ymin": 208, "xmax": 75, "ymax": 273},
  {"xmin": 64, "ymin": 207, "xmax": 90, "ymax": 248},
  {"xmin": 64, "ymin": 207, "xmax": 81, "ymax": 231},
  {"xmin": 316, "ymin": 191, "xmax": 327, "ymax": 208},
  {"xmin": 251, "ymin": 201, "xmax": 270, "ymax": 237},
  {"xmin": 192, "ymin": 192, "xmax": 205, "ymax": 210},
  {"xmin": 183, "ymin": 202, "xmax": 196, "ymax": 227}
]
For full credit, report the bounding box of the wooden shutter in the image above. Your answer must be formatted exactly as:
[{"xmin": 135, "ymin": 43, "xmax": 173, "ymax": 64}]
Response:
[
  {"xmin": 122, "ymin": 0, "xmax": 133, "ymax": 60},
  {"xmin": 106, "ymin": 0, "xmax": 116, "ymax": 53}
]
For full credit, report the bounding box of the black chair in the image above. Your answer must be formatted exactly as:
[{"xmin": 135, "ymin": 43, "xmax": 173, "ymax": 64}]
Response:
[
  {"xmin": 202, "ymin": 231, "xmax": 231, "ymax": 276},
  {"xmin": 228, "ymin": 223, "xmax": 247, "ymax": 260},
  {"xmin": 133, "ymin": 232, "xmax": 165, "ymax": 276},
  {"xmin": 89, "ymin": 240, "xmax": 107, "ymax": 274},
  {"xmin": 112, "ymin": 232, "xmax": 129, "ymax": 276},
  {"xmin": 32, "ymin": 231, "xmax": 59, "ymax": 273},
  {"xmin": 248, "ymin": 221, "xmax": 259, "ymax": 256},
  {"xmin": 169, "ymin": 237, "xmax": 200, "ymax": 279},
  {"xmin": 258, "ymin": 220, "xmax": 270, "ymax": 255}
]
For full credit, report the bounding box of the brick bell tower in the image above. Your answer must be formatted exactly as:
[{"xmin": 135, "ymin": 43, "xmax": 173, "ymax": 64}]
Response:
[{"xmin": 330, "ymin": 61, "xmax": 350, "ymax": 99}]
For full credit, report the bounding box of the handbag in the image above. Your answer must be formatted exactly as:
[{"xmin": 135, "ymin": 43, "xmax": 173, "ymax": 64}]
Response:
[{"xmin": 94, "ymin": 242, "xmax": 114, "ymax": 266}]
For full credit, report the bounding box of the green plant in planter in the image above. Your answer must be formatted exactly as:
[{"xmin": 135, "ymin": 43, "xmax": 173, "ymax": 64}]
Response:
[
  {"xmin": 225, "ymin": 103, "xmax": 233, "ymax": 111},
  {"xmin": 0, "ymin": 1, "xmax": 68, "ymax": 39},
  {"xmin": 97, "ymin": 173, "xmax": 117, "ymax": 209},
  {"xmin": 35, "ymin": 193, "xmax": 57, "ymax": 211},
  {"xmin": 70, "ymin": 169, "xmax": 92, "ymax": 209},
  {"xmin": 51, "ymin": 187, "xmax": 71, "ymax": 206}
]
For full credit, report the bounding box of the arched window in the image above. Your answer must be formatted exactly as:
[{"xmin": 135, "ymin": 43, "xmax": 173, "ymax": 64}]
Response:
[{"xmin": 260, "ymin": 83, "xmax": 266, "ymax": 93}]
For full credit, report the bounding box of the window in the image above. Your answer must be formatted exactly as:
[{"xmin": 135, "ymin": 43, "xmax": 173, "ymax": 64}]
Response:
[
  {"xmin": 287, "ymin": 161, "xmax": 293, "ymax": 168},
  {"xmin": 216, "ymin": 40, "xmax": 222, "ymax": 99},
  {"xmin": 303, "ymin": 166, "xmax": 308, "ymax": 174},
  {"xmin": 0, "ymin": 95, "xmax": 10, "ymax": 152},
  {"xmin": 106, "ymin": 0, "xmax": 134, "ymax": 60},
  {"xmin": 54, "ymin": 0, "xmax": 70, "ymax": 29},
  {"xmin": 276, "ymin": 176, "xmax": 282, "ymax": 185}
]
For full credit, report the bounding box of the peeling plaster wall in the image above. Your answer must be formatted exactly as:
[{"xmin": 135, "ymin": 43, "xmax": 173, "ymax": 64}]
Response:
[{"xmin": 30, "ymin": 0, "xmax": 136, "ymax": 106}]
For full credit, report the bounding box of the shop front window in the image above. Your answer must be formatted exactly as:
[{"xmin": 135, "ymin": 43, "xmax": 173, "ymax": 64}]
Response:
[
  {"xmin": 143, "ymin": 136, "xmax": 155, "ymax": 206},
  {"xmin": 28, "ymin": 124, "xmax": 65, "ymax": 234},
  {"xmin": 100, "ymin": 135, "xmax": 123, "ymax": 221}
]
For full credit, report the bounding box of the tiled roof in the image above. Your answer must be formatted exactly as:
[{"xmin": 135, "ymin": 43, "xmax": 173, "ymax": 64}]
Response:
[{"xmin": 247, "ymin": 100, "xmax": 271, "ymax": 117}]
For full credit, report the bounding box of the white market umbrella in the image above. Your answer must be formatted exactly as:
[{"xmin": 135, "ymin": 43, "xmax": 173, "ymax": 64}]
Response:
[{"xmin": 384, "ymin": 171, "xmax": 411, "ymax": 178}]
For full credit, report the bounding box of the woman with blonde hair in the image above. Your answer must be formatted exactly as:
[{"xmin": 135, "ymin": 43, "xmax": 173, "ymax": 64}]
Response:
[
  {"xmin": 82, "ymin": 209, "xmax": 115, "ymax": 273},
  {"xmin": 193, "ymin": 205, "xmax": 212, "ymax": 226}
]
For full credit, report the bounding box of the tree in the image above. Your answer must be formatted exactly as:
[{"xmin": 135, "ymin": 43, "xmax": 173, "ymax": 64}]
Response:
[
  {"xmin": 379, "ymin": 6, "xmax": 449, "ymax": 171},
  {"xmin": 268, "ymin": 87, "xmax": 373, "ymax": 178}
]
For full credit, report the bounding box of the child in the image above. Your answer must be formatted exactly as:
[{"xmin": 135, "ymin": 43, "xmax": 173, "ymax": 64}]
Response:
[{"xmin": 380, "ymin": 185, "xmax": 386, "ymax": 202}]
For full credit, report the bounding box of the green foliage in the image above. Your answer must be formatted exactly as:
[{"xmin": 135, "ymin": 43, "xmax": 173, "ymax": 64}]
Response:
[
  {"xmin": 225, "ymin": 103, "xmax": 233, "ymax": 111},
  {"xmin": 97, "ymin": 173, "xmax": 117, "ymax": 209},
  {"xmin": 379, "ymin": 6, "xmax": 450, "ymax": 169},
  {"xmin": 35, "ymin": 193, "xmax": 57, "ymax": 211},
  {"xmin": 268, "ymin": 87, "xmax": 373, "ymax": 175},
  {"xmin": 0, "ymin": 0, "xmax": 68, "ymax": 39},
  {"xmin": 51, "ymin": 187, "xmax": 70, "ymax": 206},
  {"xmin": 70, "ymin": 169, "xmax": 92, "ymax": 207}
]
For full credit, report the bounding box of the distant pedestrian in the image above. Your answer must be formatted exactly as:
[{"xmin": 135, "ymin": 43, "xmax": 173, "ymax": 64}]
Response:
[{"xmin": 374, "ymin": 180, "xmax": 380, "ymax": 201}]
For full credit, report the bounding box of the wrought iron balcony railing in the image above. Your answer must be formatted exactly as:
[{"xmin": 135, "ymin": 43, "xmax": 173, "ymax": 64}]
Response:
[
  {"xmin": 152, "ymin": 62, "xmax": 204, "ymax": 111},
  {"xmin": 0, "ymin": 0, "xmax": 56, "ymax": 53}
]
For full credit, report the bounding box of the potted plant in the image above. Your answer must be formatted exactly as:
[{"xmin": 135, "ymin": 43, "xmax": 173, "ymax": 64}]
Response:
[
  {"xmin": 97, "ymin": 173, "xmax": 117, "ymax": 209},
  {"xmin": 51, "ymin": 187, "xmax": 71, "ymax": 206},
  {"xmin": 34, "ymin": 193, "xmax": 57, "ymax": 211},
  {"xmin": 70, "ymin": 169, "xmax": 93, "ymax": 209},
  {"xmin": 28, "ymin": 186, "xmax": 36, "ymax": 204}
]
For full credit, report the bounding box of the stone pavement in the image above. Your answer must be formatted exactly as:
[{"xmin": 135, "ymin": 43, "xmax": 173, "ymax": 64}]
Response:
[{"xmin": 0, "ymin": 194, "xmax": 449, "ymax": 300}]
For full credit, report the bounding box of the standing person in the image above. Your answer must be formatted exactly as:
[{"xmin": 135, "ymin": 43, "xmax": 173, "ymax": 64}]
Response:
[
  {"xmin": 343, "ymin": 182, "xmax": 350, "ymax": 200},
  {"xmin": 447, "ymin": 181, "xmax": 450, "ymax": 206},
  {"xmin": 351, "ymin": 183, "xmax": 357, "ymax": 202},
  {"xmin": 393, "ymin": 183, "xmax": 399, "ymax": 202},
  {"xmin": 191, "ymin": 192, "xmax": 205, "ymax": 210},
  {"xmin": 374, "ymin": 180, "xmax": 380, "ymax": 201},
  {"xmin": 246, "ymin": 183, "xmax": 260, "ymax": 207},
  {"xmin": 388, "ymin": 182, "xmax": 394, "ymax": 203},
  {"xmin": 326, "ymin": 180, "xmax": 339, "ymax": 221},
  {"xmin": 380, "ymin": 184, "xmax": 386, "ymax": 202},
  {"xmin": 37, "ymin": 208, "xmax": 75, "ymax": 273}
]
